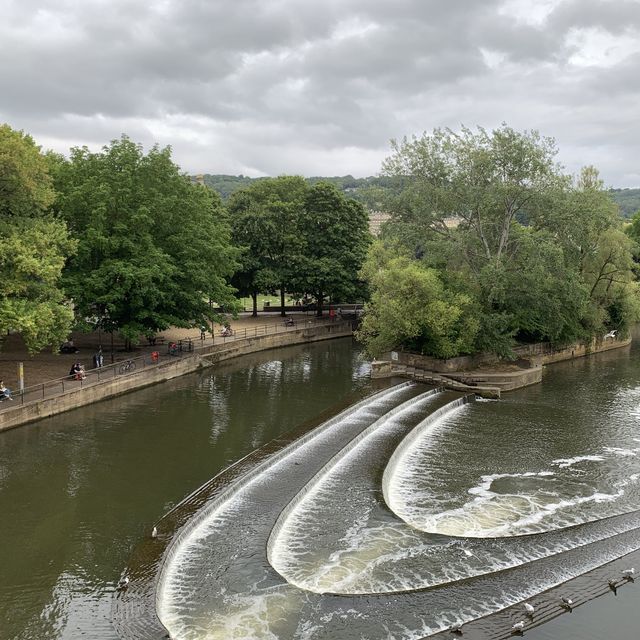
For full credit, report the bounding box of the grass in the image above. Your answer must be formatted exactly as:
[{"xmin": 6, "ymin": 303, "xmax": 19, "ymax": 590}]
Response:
[{"xmin": 238, "ymin": 294, "xmax": 300, "ymax": 311}]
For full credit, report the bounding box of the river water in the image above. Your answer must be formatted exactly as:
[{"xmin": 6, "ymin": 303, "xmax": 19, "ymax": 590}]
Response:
[{"xmin": 1, "ymin": 337, "xmax": 639, "ymax": 639}]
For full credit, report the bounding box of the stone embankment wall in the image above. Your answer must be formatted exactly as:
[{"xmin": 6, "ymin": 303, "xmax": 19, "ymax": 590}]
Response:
[
  {"xmin": 393, "ymin": 335, "xmax": 631, "ymax": 373},
  {"xmin": 373, "ymin": 335, "xmax": 631, "ymax": 397},
  {"xmin": 0, "ymin": 321, "xmax": 353, "ymax": 432}
]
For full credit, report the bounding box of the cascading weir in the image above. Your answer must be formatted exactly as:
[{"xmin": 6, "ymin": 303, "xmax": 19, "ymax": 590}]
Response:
[
  {"xmin": 115, "ymin": 377, "xmax": 640, "ymax": 640},
  {"xmin": 266, "ymin": 387, "xmax": 447, "ymax": 594}
]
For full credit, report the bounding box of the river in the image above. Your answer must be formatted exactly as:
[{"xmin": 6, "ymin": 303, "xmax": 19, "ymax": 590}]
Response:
[{"xmin": 1, "ymin": 337, "xmax": 639, "ymax": 639}]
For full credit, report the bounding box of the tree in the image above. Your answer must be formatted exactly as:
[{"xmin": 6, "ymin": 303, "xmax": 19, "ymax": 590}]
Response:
[
  {"xmin": 360, "ymin": 125, "xmax": 640, "ymax": 358},
  {"xmin": 382, "ymin": 125, "xmax": 565, "ymax": 263},
  {"xmin": 227, "ymin": 176, "xmax": 307, "ymax": 316},
  {"xmin": 296, "ymin": 182, "xmax": 371, "ymax": 315},
  {"xmin": 0, "ymin": 124, "xmax": 75, "ymax": 353},
  {"xmin": 52, "ymin": 136, "xmax": 238, "ymax": 347},
  {"xmin": 356, "ymin": 243, "xmax": 478, "ymax": 358}
]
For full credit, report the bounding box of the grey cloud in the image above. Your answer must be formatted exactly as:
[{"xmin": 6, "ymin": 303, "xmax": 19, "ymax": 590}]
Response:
[{"xmin": 0, "ymin": 0, "xmax": 638, "ymax": 185}]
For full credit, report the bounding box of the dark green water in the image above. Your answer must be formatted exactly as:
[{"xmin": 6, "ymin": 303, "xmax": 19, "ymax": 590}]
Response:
[
  {"xmin": 2, "ymin": 336, "xmax": 640, "ymax": 640},
  {"xmin": 0, "ymin": 339, "xmax": 371, "ymax": 640}
]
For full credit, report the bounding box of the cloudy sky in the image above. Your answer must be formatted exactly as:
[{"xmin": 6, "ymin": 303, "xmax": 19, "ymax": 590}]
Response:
[{"xmin": 1, "ymin": 0, "xmax": 639, "ymax": 185}]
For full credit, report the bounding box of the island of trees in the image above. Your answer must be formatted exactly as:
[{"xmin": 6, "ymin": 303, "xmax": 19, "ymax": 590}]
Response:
[{"xmin": 2, "ymin": 121, "xmax": 640, "ymax": 362}]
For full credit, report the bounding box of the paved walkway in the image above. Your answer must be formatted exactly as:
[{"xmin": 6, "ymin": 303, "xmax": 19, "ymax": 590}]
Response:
[{"xmin": 0, "ymin": 311, "xmax": 318, "ymax": 395}]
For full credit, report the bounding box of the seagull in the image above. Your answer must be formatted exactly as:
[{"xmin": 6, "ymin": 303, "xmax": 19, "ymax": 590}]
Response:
[
  {"xmin": 511, "ymin": 620, "xmax": 525, "ymax": 635},
  {"xmin": 151, "ymin": 526, "xmax": 158, "ymax": 538},
  {"xmin": 524, "ymin": 602, "xmax": 534, "ymax": 618},
  {"xmin": 604, "ymin": 330, "xmax": 617, "ymax": 340},
  {"xmin": 623, "ymin": 568, "xmax": 635, "ymax": 582},
  {"xmin": 608, "ymin": 579, "xmax": 618, "ymax": 595},
  {"xmin": 561, "ymin": 597, "xmax": 573, "ymax": 612},
  {"xmin": 117, "ymin": 576, "xmax": 129, "ymax": 590},
  {"xmin": 449, "ymin": 623, "xmax": 463, "ymax": 635}
]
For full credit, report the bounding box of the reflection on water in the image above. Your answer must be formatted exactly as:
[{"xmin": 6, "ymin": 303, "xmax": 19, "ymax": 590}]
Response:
[
  {"xmin": 157, "ymin": 339, "xmax": 640, "ymax": 639},
  {"xmin": 0, "ymin": 339, "xmax": 370, "ymax": 640},
  {"xmin": 3, "ymin": 333, "xmax": 640, "ymax": 639}
]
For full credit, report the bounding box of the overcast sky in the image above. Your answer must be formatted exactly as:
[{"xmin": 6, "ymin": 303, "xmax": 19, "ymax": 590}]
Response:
[{"xmin": 1, "ymin": 0, "xmax": 639, "ymax": 185}]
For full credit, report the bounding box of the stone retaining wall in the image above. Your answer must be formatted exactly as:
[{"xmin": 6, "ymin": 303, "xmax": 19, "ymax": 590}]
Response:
[
  {"xmin": 393, "ymin": 335, "xmax": 631, "ymax": 373},
  {"xmin": 0, "ymin": 321, "xmax": 353, "ymax": 432}
]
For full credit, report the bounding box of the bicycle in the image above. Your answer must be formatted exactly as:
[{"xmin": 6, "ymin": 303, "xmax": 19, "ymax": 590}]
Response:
[{"xmin": 119, "ymin": 359, "xmax": 136, "ymax": 374}]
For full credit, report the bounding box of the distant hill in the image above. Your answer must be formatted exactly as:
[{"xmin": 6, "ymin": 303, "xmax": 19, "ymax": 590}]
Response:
[
  {"xmin": 195, "ymin": 174, "xmax": 396, "ymax": 205},
  {"xmin": 195, "ymin": 174, "xmax": 640, "ymax": 218},
  {"xmin": 610, "ymin": 188, "xmax": 640, "ymax": 218}
]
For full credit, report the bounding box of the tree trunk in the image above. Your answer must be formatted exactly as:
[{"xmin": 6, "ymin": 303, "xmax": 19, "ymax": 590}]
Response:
[
  {"xmin": 251, "ymin": 291, "xmax": 258, "ymax": 317},
  {"xmin": 316, "ymin": 292, "xmax": 323, "ymax": 317},
  {"xmin": 280, "ymin": 286, "xmax": 286, "ymax": 317}
]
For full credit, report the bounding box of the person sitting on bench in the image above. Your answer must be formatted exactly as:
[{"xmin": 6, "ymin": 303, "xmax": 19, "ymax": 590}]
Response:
[{"xmin": 0, "ymin": 381, "xmax": 12, "ymax": 401}]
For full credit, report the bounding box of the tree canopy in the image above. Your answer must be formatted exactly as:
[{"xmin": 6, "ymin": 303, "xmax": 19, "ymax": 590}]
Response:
[
  {"xmin": 227, "ymin": 178, "xmax": 371, "ymax": 315},
  {"xmin": 0, "ymin": 124, "xmax": 76, "ymax": 353},
  {"xmin": 358, "ymin": 125, "xmax": 640, "ymax": 358},
  {"xmin": 227, "ymin": 176, "xmax": 307, "ymax": 316},
  {"xmin": 52, "ymin": 136, "xmax": 239, "ymax": 346},
  {"xmin": 295, "ymin": 182, "xmax": 371, "ymax": 315}
]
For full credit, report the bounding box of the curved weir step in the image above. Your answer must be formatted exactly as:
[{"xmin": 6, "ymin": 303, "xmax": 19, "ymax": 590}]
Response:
[{"xmin": 114, "ymin": 366, "xmax": 640, "ymax": 640}]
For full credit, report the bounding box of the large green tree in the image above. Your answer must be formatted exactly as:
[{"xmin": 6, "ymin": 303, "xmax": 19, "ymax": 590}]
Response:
[
  {"xmin": 357, "ymin": 243, "xmax": 478, "ymax": 358},
  {"xmin": 52, "ymin": 136, "xmax": 238, "ymax": 347},
  {"xmin": 361, "ymin": 125, "xmax": 639, "ymax": 358},
  {"xmin": 296, "ymin": 182, "xmax": 371, "ymax": 315},
  {"xmin": 0, "ymin": 124, "xmax": 76, "ymax": 353},
  {"xmin": 227, "ymin": 176, "xmax": 307, "ymax": 316}
]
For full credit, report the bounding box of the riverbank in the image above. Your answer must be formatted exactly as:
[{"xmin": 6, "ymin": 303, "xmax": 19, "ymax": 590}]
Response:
[
  {"xmin": 0, "ymin": 318, "xmax": 354, "ymax": 432},
  {"xmin": 371, "ymin": 334, "xmax": 632, "ymax": 397}
]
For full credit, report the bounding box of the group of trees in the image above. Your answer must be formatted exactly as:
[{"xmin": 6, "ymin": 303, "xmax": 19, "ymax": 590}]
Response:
[
  {"xmin": 228, "ymin": 176, "xmax": 370, "ymax": 316},
  {"xmin": 0, "ymin": 125, "xmax": 371, "ymax": 353},
  {"xmin": 357, "ymin": 125, "xmax": 640, "ymax": 359},
  {"xmin": 3, "ymin": 121, "xmax": 639, "ymax": 360}
]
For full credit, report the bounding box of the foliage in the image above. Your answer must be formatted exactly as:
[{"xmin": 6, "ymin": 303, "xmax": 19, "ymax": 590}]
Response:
[
  {"xmin": 227, "ymin": 176, "xmax": 307, "ymax": 315},
  {"xmin": 53, "ymin": 136, "xmax": 239, "ymax": 346},
  {"xmin": 356, "ymin": 243, "xmax": 478, "ymax": 358},
  {"xmin": 201, "ymin": 174, "xmax": 260, "ymax": 200},
  {"xmin": 295, "ymin": 182, "xmax": 372, "ymax": 314},
  {"xmin": 0, "ymin": 124, "xmax": 56, "ymax": 218},
  {"xmin": 359, "ymin": 125, "xmax": 640, "ymax": 358},
  {"xmin": 0, "ymin": 124, "xmax": 76, "ymax": 353},
  {"xmin": 227, "ymin": 179, "xmax": 371, "ymax": 315}
]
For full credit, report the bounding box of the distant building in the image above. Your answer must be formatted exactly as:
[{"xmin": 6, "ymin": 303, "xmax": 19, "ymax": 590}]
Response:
[
  {"xmin": 368, "ymin": 211, "xmax": 460, "ymax": 235},
  {"xmin": 369, "ymin": 210, "xmax": 390, "ymax": 235}
]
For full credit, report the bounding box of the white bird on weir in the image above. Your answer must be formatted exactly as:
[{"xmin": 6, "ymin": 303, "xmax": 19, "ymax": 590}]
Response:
[
  {"xmin": 512, "ymin": 620, "xmax": 525, "ymax": 634},
  {"xmin": 623, "ymin": 568, "xmax": 635, "ymax": 582},
  {"xmin": 151, "ymin": 526, "xmax": 158, "ymax": 538},
  {"xmin": 524, "ymin": 602, "xmax": 534, "ymax": 617}
]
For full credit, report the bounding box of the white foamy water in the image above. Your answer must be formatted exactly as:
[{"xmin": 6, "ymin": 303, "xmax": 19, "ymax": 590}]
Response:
[
  {"xmin": 150, "ymin": 353, "xmax": 640, "ymax": 639},
  {"xmin": 383, "ymin": 395, "xmax": 640, "ymax": 538},
  {"xmin": 268, "ymin": 388, "xmax": 443, "ymax": 591},
  {"xmin": 552, "ymin": 455, "xmax": 606, "ymax": 468},
  {"xmin": 157, "ymin": 383, "xmax": 415, "ymax": 637}
]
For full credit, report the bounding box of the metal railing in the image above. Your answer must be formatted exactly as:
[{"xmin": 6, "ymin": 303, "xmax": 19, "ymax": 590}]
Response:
[{"xmin": 0, "ymin": 316, "xmax": 350, "ymax": 409}]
